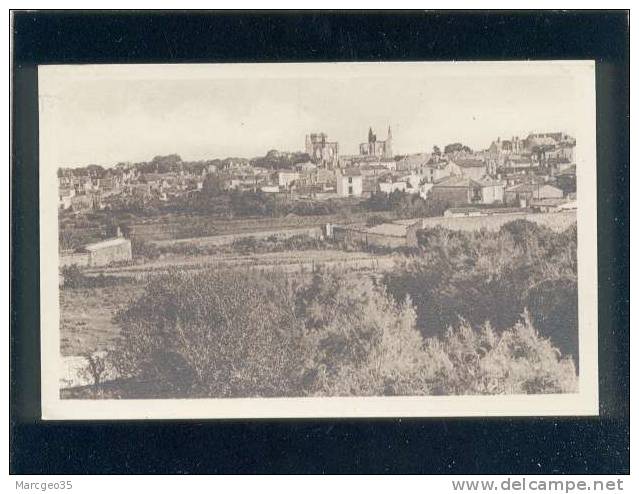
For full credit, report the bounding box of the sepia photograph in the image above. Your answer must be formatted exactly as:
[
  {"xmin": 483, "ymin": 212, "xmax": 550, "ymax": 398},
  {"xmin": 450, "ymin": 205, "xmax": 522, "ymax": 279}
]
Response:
[{"xmin": 38, "ymin": 61, "xmax": 599, "ymax": 419}]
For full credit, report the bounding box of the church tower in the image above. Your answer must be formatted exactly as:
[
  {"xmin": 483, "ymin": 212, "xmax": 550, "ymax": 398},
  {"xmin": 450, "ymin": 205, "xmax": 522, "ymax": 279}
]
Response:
[{"xmin": 384, "ymin": 125, "xmax": 393, "ymax": 159}]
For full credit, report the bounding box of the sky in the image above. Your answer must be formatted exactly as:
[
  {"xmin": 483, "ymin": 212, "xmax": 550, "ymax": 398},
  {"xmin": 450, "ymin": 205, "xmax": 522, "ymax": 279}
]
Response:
[{"xmin": 38, "ymin": 62, "xmax": 591, "ymax": 167}]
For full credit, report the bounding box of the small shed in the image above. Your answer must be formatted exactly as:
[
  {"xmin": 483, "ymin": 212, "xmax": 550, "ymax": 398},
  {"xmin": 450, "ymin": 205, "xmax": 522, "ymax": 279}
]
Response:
[{"xmin": 83, "ymin": 237, "xmax": 132, "ymax": 267}]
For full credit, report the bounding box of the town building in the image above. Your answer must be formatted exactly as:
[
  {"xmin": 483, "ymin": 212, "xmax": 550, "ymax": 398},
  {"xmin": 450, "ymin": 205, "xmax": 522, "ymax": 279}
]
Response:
[
  {"xmin": 430, "ymin": 176, "xmax": 483, "ymax": 206},
  {"xmin": 430, "ymin": 176, "xmax": 505, "ymax": 207},
  {"xmin": 476, "ymin": 177, "xmax": 505, "ymax": 204},
  {"xmin": 336, "ymin": 169, "xmax": 363, "ymax": 197},
  {"xmin": 396, "ymin": 153, "xmax": 431, "ymax": 172},
  {"xmin": 453, "ymin": 158, "xmax": 488, "ymax": 181},
  {"xmin": 488, "ymin": 132, "xmax": 576, "ymax": 171},
  {"xmin": 60, "ymin": 232, "xmax": 133, "ymax": 268},
  {"xmin": 359, "ymin": 127, "xmax": 393, "ymax": 159},
  {"xmin": 83, "ymin": 236, "xmax": 132, "ymax": 267},
  {"xmin": 305, "ymin": 133, "xmax": 339, "ymax": 168},
  {"xmin": 504, "ymin": 183, "xmax": 564, "ymax": 207}
]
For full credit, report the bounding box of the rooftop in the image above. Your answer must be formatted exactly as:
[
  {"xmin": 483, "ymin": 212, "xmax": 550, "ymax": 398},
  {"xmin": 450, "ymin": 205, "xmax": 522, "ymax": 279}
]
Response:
[
  {"xmin": 84, "ymin": 237, "xmax": 130, "ymax": 251},
  {"xmin": 433, "ymin": 176, "xmax": 481, "ymax": 188},
  {"xmin": 454, "ymin": 158, "xmax": 486, "ymax": 168},
  {"xmin": 506, "ymin": 182, "xmax": 561, "ymax": 193},
  {"xmin": 341, "ymin": 168, "xmax": 362, "ymax": 177}
]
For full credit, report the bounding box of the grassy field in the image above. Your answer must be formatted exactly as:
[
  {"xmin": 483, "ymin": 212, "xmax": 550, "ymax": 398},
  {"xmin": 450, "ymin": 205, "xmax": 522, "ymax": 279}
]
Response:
[{"xmin": 60, "ymin": 283, "xmax": 143, "ymax": 357}]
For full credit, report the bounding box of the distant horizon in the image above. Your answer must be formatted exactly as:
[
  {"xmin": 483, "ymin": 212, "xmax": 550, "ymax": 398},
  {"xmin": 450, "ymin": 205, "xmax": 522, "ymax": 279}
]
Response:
[
  {"xmin": 39, "ymin": 62, "xmax": 587, "ymax": 168},
  {"xmin": 54, "ymin": 127, "xmax": 577, "ymax": 170}
]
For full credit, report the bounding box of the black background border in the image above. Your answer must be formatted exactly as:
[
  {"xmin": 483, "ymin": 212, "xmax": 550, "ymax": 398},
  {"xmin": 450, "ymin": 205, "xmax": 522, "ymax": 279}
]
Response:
[{"xmin": 10, "ymin": 10, "xmax": 630, "ymax": 474}]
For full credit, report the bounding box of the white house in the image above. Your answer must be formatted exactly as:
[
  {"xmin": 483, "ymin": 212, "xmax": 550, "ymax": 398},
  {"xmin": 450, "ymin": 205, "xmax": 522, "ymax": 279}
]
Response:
[{"xmin": 336, "ymin": 169, "xmax": 363, "ymax": 197}]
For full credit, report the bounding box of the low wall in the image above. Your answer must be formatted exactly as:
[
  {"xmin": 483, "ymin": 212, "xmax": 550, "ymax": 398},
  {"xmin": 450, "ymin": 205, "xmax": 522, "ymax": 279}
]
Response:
[
  {"xmin": 332, "ymin": 226, "xmax": 408, "ymax": 249},
  {"xmin": 153, "ymin": 226, "xmax": 325, "ymax": 247},
  {"xmin": 418, "ymin": 210, "xmax": 576, "ymax": 233}
]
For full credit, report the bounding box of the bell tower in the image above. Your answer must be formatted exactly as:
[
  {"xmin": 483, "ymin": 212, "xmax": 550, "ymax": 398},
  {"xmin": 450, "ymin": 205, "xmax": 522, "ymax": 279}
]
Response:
[{"xmin": 384, "ymin": 125, "xmax": 393, "ymax": 159}]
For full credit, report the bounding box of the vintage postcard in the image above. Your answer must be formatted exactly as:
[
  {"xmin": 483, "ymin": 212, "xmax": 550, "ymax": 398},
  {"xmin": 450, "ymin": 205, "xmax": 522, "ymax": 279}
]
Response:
[{"xmin": 39, "ymin": 61, "xmax": 598, "ymax": 419}]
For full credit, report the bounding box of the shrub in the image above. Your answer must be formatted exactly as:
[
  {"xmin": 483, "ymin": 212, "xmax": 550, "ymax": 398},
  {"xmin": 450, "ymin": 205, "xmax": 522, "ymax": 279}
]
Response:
[
  {"xmin": 100, "ymin": 267, "xmax": 577, "ymax": 399},
  {"xmin": 426, "ymin": 313, "xmax": 577, "ymax": 395},
  {"xmin": 60, "ymin": 265, "xmax": 84, "ymax": 288},
  {"xmin": 387, "ymin": 221, "xmax": 579, "ymax": 360},
  {"xmin": 296, "ymin": 270, "xmax": 431, "ymax": 396},
  {"xmin": 131, "ymin": 238, "xmax": 160, "ymax": 260},
  {"xmin": 111, "ymin": 268, "xmax": 308, "ymax": 398}
]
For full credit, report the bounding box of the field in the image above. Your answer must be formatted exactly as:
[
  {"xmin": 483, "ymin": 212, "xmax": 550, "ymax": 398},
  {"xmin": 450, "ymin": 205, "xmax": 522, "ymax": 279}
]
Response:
[{"xmin": 60, "ymin": 284, "xmax": 143, "ymax": 356}]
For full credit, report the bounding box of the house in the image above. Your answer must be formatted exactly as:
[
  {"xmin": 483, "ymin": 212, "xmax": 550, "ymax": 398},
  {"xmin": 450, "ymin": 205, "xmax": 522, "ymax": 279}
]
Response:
[
  {"xmin": 453, "ymin": 158, "xmax": 488, "ymax": 181},
  {"xmin": 430, "ymin": 176, "xmax": 483, "ymax": 206},
  {"xmin": 82, "ymin": 236, "xmax": 132, "ymax": 267},
  {"xmin": 396, "ymin": 153, "xmax": 432, "ymax": 172},
  {"xmin": 504, "ymin": 183, "xmax": 564, "ymax": 207},
  {"xmin": 430, "ymin": 176, "xmax": 505, "ymax": 206},
  {"xmin": 418, "ymin": 161, "xmax": 461, "ymax": 183},
  {"xmin": 476, "ymin": 177, "xmax": 505, "ymax": 204},
  {"xmin": 336, "ymin": 169, "xmax": 363, "ymax": 197}
]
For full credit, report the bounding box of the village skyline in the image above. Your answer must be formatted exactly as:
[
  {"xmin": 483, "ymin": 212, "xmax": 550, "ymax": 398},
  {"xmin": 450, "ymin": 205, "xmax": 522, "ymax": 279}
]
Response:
[
  {"xmin": 40, "ymin": 63, "xmax": 584, "ymax": 168},
  {"xmin": 56, "ymin": 126, "xmax": 577, "ymax": 171}
]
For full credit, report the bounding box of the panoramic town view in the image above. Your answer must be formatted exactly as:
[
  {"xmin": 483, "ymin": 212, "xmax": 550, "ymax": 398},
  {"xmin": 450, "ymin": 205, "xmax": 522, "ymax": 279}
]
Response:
[
  {"xmin": 40, "ymin": 61, "xmax": 589, "ymax": 401},
  {"xmin": 57, "ymin": 124, "xmax": 579, "ymax": 399}
]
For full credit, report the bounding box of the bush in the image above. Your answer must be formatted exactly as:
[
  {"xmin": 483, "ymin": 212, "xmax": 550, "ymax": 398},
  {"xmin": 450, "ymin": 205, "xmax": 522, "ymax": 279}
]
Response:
[
  {"xmin": 60, "ymin": 265, "xmax": 128, "ymax": 289},
  {"xmin": 61, "ymin": 265, "xmax": 84, "ymax": 288},
  {"xmin": 111, "ymin": 269, "xmax": 308, "ymax": 398},
  {"xmin": 131, "ymin": 238, "xmax": 160, "ymax": 260},
  {"xmin": 296, "ymin": 270, "xmax": 432, "ymax": 396},
  {"xmin": 426, "ymin": 314, "xmax": 577, "ymax": 395},
  {"xmin": 101, "ymin": 268, "xmax": 577, "ymax": 399},
  {"xmin": 386, "ymin": 220, "xmax": 579, "ymax": 360}
]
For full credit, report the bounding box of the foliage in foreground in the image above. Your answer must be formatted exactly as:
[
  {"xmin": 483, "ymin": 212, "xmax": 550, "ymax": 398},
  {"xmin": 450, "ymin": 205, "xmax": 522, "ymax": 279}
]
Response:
[
  {"xmin": 102, "ymin": 268, "xmax": 577, "ymax": 399},
  {"xmin": 384, "ymin": 220, "xmax": 578, "ymax": 361}
]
